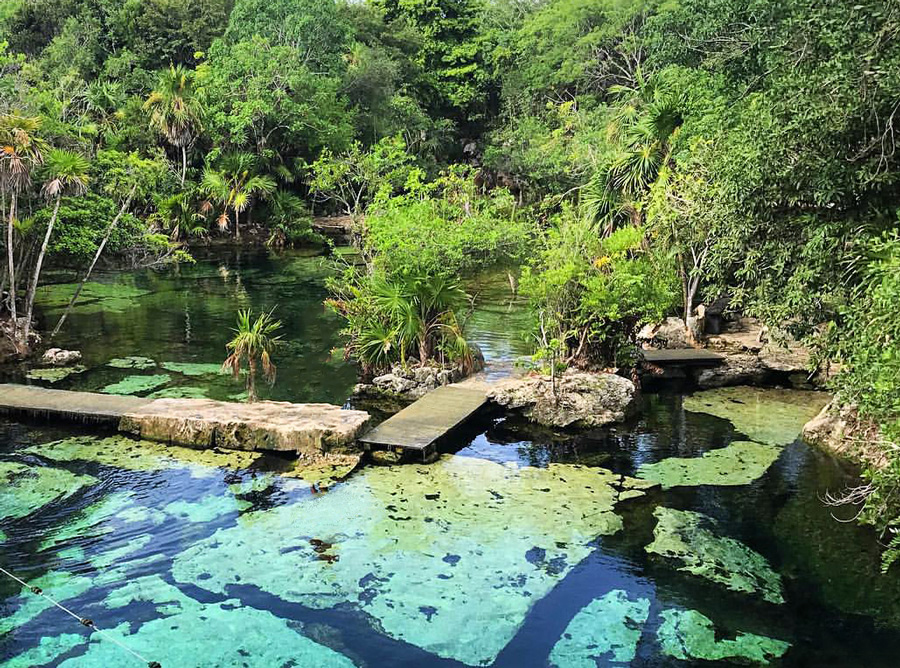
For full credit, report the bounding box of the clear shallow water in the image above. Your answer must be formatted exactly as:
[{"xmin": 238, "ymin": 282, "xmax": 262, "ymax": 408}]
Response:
[{"xmin": 2, "ymin": 251, "xmax": 900, "ymax": 667}]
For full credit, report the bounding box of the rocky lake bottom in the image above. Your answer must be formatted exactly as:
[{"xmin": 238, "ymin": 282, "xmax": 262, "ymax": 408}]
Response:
[{"xmin": 2, "ymin": 249, "xmax": 900, "ymax": 667}]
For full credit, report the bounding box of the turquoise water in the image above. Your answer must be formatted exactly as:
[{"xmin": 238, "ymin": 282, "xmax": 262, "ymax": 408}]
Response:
[{"xmin": 2, "ymin": 249, "xmax": 900, "ymax": 667}]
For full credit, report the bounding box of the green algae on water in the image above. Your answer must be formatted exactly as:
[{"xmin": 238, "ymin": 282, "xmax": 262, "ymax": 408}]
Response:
[
  {"xmin": 3, "ymin": 633, "xmax": 85, "ymax": 668},
  {"xmin": 0, "ymin": 461, "xmax": 97, "ymax": 521},
  {"xmin": 549, "ymin": 589, "xmax": 650, "ymax": 667},
  {"xmin": 646, "ymin": 507, "xmax": 784, "ymax": 604},
  {"xmin": 657, "ymin": 608, "xmax": 790, "ymax": 664},
  {"xmin": 173, "ymin": 456, "xmax": 639, "ymax": 666},
  {"xmin": 147, "ymin": 386, "xmax": 209, "ymax": 399},
  {"xmin": 59, "ymin": 584, "xmax": 356, "ymax": 668},
  {"xmin": 26, "ymin": 365, "xmax": 87, "ymax": 383},
  {"xmin": 101, "ymin": 374, "xmax": 171, "ymax": 395},
  {"xmin": 26, "ymin": 434, "xmax": 261, "ymax": 476},
  {"xmin": 161, "ymin": 361, "xmax": 226, "ymax": 376},
  {"xmin": 637, "ymin": 441, "xmax": 781, "ymax": 489},
  {"xmin": 684, "ymin": 386, "xmax": 828, "ymax": 445},
  {"xmin": 107, "ymin": 356, "xmax": 156, "ymax": 370}
]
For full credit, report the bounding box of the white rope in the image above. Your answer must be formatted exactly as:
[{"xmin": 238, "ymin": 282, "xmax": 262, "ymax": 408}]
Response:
[{"xmin": 0, "ymin": 565, "xmax": 160, "ymax": 667}]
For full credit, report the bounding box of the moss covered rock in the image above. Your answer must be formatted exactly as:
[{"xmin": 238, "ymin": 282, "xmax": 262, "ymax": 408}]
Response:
[
  {"xmin": 646, "ymin": 507, "xmax": 784, "ymax": 604},
  {"xmin": 658, "ymin": 608, "xmax": 790, "ymax": 664},
  {"xmin": 637, "ymin": 441, "xmax": 781, "ymax": 489}
]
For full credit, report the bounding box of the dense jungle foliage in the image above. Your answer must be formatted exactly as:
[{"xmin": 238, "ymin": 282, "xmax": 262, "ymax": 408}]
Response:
[{"xmin": 0, "ymin": 0, "xmax": 899, "ymax": 558}]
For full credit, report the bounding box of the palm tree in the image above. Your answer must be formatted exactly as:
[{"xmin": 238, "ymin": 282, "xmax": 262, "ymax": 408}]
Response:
[
  {"xmin": 0, "ymin": 114, "xmax": 46, "ymax": 348},
  {"xmin": 144, "ymin": 65, "xmax": 203, "ymax": 186},
  {"xmin": 222, "ymin": 308, "xmax": 283, "ymax": 402},
  {"xmin": 22, "ymin": 149, "xmax": 90, "ymax": 343},
  {"xmin": 200, "ymin": 153, "xmax": 276, "ymax": 240}
]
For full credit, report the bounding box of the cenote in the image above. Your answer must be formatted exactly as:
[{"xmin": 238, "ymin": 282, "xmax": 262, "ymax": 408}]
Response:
[{"xmin": 2, "ymin": 250, "xmax": 900, "ymax": 667}]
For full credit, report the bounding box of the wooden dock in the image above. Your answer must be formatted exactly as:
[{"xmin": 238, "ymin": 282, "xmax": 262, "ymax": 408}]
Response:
[
  {"xmin": 641, "ymin": 348, "xmax": 724, "ymax": 365},
  {"xmin": 358, "ymin": 385, "xmax": 489, "ymax": 461},
  {"xmin": 0, "ymin": 384, "xmax": 152, "ymax": 424}
]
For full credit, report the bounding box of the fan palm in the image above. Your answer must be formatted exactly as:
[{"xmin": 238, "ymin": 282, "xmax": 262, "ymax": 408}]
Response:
[
  {"xmin": 222, "ymin": 308, "xmax": 283, "ymax": 402},
  {"xmin": 22, "ymin": 149, "xmax": 90, "ymax": 343},
  {"xmin": 144, "ymin": 65, "xmax": 203, "ymax": 186},
  {"xmin": 0, "ymin": 114, "xmax": 46, "ymax": 346},
  {"xmin": 201, "ymin": 152, "xmax": 276, "ymax": 240}
]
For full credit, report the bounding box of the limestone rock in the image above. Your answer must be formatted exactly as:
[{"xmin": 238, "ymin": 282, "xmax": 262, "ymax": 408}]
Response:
[
  {"xmin": 802, "ymin": 403, "xmax": 847, "ymax": 452},
  {"xmin": 488, "ymin": 371, "xmax": 636, "ymax": 428},
  {"xmin": 694, "ymin": 353, "xmax": 768, "ymax": 388},
  {"xmin": 40, "ymin": 348, "xmax": 82, "ymax": 366},
  {"xmin": 121, "ymin": 399, "xmax": 370, "ymax": 457},
  {"xmin": 365, "ymin": 364, "xmax": 466, "ymax": 400},
  {"xmin": 638, "ymin": 317, "xmax": 692, "ymax": 349}
]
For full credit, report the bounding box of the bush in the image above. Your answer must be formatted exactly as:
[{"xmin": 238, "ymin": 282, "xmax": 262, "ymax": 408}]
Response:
[{"xmin": 520, "ymin": 207, "xmax": 677, "ymax": 368}]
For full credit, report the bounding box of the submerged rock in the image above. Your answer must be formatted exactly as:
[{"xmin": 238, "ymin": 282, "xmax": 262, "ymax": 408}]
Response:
[
  {"xmin": 683, "ymin": 386, "xmax": 829, "ymax": 446},
  {"xmin": 106, "ymin": 355, "xmax": 157, "ymax": 370},
  {"xmin": 57, "ymin": 580, "xmax": 356, "ymax": 668},
  {"xmin": 26, "ymin": 365, "xmax": 87, "ymax": 383},
  {"xmin": 637, "ymin": 440, "xmax": 781, "ymax": 489},
  {"xmin": 120, "ymin": 398, "xmax": 370, "ymax": 457},
  {"xmin": 488, "ymin": 371, "xmax": 636, "ymax": 428},
  {"xmin": 0, "ymin": 461, "xmax": 97, "ymax": 522},
  {"xmin": 549, "ymin": 589, "xmax": 650, "ymax": 667},
  {"xmin": 657, "ymin": 608, "xmax": 790, "ymax": 664},
  {"xmin": 172, "ymin": 456, "xmax": 641, "ymax": 666},
  {"xmin": 646, "ymin": 507, "xmax": 784, "ymax": 604},
  {"xmin": 101, "ymin": 373, "xmax": 171, "ymax": 395},
  {"xmin": 39, "ymin": 348, "xmax": 82, "ymax": 366}
]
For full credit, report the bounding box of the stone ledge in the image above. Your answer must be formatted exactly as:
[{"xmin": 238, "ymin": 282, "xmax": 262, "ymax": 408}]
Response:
[{"xmin": 120, "ymin": 398, "xmax": 370, "ymax": 457}]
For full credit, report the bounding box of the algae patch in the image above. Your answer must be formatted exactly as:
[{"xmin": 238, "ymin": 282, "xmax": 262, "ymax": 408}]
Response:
[
  {"xmin": 26, "ymin": 435, "xmax": 261, "ymax": 476},
  {"xmin": 0, "ymin": 461, "xmax": 96, "ymax": 521},
  {"xmin": 657, "ymin": 608, "xmax": 790, "ymax": 664},
  {"xmin": 107, "ymin": 356, "xmax": 157, "ymax": 370},
  {"xmin": 0, "ymin": 570, "xmax": 93, "ymax": 635},
  {"xmin": 101, "ymin": 374, "xmax": 171, "ymax": 395},
  {"xmin": 549, "ymin": 589, "xmax": 650, "ymax": 667},
  {"xmin": 173, "ymin": 456, "xmax": 635, "ymax": 666},
  {"xmin": 161, "ymin": 361, "xmax": 226, "ymax": 376},
  {"xmin": 147, "ymin": 386, "xmax": 209, "ymax": 399},
  {"xmin": 646, "ymin": 507, "xmax": 784, "ymax": 604},
  {"xmin": 684, "ymin": 386, "xmax": 828, "ymax": 445},
  {"xmin": 26, "ymin": 365, "xmax": 87, "ymax": 383},
  {"xmin": 637, "ymin": 441, "xmax": 780, "ymax": 489}
]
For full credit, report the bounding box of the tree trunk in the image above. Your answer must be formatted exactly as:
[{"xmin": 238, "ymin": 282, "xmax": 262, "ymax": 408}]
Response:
[
  {"xmin": 51, "ymin": 186, "xmax": 136, "ymax": 339},
  {"xmin": 234, "ymin": 208, "xmax": 240, "ymax": 240},
  {"xmin": 180, "ymin": 145, "xmax": 187, "ymax": 187},
  {"xmin": 6, "ymin": 193, "xmax": 18, "ymax": 346},
  {"xmin": 247, "ymin": 357, "xmax": 257, "ymax": 402},
  {"xmin": 23, "ymin": 195, "xmax": 61, "ymax": 344}
]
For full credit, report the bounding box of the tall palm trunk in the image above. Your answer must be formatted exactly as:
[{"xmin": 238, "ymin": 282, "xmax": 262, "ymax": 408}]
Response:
[
  {"xmin": 23, "ymin": 194, "xmax": 60, "ymax": 343},
  {"xmin": 233, "ymin": 208, "xmax": 240, "ymax": 240},
  {"xmin": 6, "ymin": 192, "xmax": 18, "ymax": 346},
  {"xmin": 51, "ymin": 185, "xmax": 136, "ymax": 339},
  {"xmin": 180, "ymin": 145, "xmax": 187, "ymax": 187}
]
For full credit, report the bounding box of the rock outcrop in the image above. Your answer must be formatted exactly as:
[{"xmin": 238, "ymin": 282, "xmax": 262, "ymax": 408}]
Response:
[
  {"xmin": 121, "ymin": 399, "xmax": 370, "ymax": 459},
  {"xmin": 354, "ymin": 349, "xmax": 485, "ymax": 401},
  {"xmin": 40, "ymin": 348, "xmax": 83, "ymax": 367},
  {"xmin": 488, "ymin": 371, "xmax": 636, "ymax": 428}
]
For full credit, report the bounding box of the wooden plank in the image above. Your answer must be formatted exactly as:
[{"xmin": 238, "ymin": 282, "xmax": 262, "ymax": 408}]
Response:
[
  {"xmin": 0, "ymin": 384, "xmax": 152, "ymax": 424},
  {"xmin": 359, "ymin": 385, "xmax": 488, "ymax": 452},
  {"xmin": 641, "ymin": 348, "xmax": 724, "ymax": 365}
]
